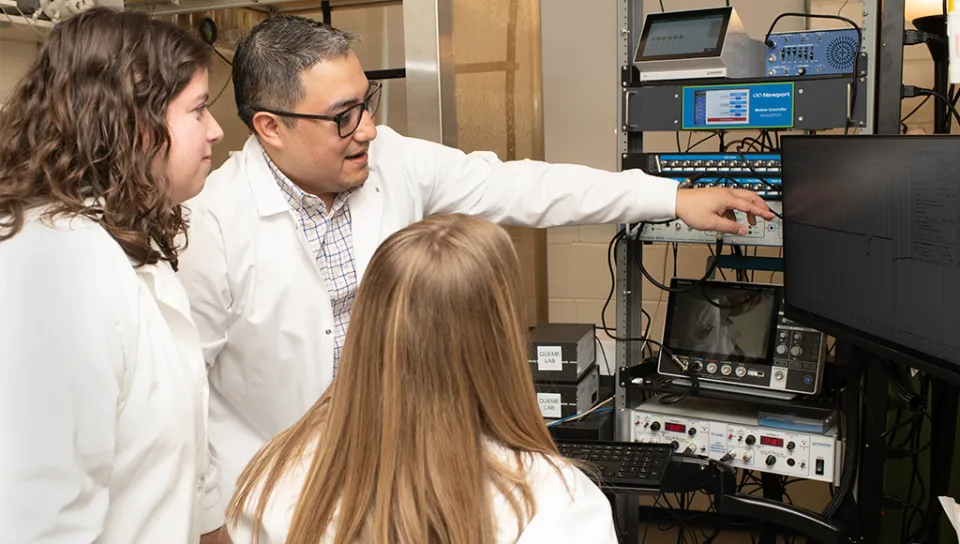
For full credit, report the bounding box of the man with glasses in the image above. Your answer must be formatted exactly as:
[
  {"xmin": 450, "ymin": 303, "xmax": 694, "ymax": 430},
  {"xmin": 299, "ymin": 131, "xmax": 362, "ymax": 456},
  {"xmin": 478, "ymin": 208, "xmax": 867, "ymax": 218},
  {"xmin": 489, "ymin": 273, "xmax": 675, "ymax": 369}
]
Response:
[{"xmin": 178, "ymin": 15, "xmax": 774, "ymax": 517}]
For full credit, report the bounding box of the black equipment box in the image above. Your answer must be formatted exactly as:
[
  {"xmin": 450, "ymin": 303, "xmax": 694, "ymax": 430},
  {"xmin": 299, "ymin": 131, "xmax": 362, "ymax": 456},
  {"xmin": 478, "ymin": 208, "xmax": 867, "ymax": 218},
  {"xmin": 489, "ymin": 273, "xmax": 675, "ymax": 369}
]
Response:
[
  {"xmin": 528, "ymin": 323, "xmax": 596, "ymax": 383},
  {"xmin": 535, "ymin": 364, "xmax": 600, "ymax": 420}
]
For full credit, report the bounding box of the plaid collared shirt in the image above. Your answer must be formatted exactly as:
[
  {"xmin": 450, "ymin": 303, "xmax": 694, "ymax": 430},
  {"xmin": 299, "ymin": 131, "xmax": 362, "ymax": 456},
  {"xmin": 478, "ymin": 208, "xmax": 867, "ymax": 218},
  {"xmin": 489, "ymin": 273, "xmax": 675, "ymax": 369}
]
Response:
[{"xmin": 263, "ymin": 150, "xmax": 357, "ymax": 375}]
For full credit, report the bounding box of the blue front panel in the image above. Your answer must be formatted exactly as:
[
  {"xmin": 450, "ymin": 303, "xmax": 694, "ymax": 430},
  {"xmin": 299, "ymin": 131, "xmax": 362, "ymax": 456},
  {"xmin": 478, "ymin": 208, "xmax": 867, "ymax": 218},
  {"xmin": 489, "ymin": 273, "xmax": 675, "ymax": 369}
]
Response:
[
  {"xmin": 651, "ymin": 153, "xmax": 781, "ymax": 198},
  {"xmin": 681, "ymin": 83, "xmax": 795, "ymax": 130},
  {"xmin": 765, "ymin": 28, "xmax": 860, "ymax": 77}
]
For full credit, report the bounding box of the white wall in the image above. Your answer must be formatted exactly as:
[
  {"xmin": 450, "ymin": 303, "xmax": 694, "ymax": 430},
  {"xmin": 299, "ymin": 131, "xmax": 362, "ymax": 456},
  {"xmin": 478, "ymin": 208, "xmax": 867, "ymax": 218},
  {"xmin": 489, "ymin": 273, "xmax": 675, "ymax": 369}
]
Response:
[{"xmin": 0, "ymin": 39, "xmax": 40, "ymax": 104}]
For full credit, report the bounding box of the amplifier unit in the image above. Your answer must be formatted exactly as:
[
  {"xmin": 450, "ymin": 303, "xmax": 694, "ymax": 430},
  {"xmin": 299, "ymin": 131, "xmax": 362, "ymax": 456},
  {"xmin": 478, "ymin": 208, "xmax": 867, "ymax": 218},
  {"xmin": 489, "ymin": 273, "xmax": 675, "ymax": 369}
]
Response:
[
  {"xmin": 633, "ymin": 202, "xmax": 782, "ymax": 246},
  {"xmin": 656, "ymin": 279, "xmax": 826, "ymax": 399},
  {"xmin": 765, "ymin": 28, "xmax": 860, "ymax": 78},
  {"xmin": 630, "ymin": 396, "xmax": 841, "ymax": 483}
]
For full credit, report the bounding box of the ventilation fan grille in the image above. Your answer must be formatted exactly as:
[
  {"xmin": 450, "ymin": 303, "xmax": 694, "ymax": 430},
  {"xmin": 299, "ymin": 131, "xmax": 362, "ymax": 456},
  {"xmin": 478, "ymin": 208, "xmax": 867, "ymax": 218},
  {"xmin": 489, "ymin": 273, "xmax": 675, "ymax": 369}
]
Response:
[{"xmin": 825, "ymin": 36, "xmax": 858, "ymax": 72}]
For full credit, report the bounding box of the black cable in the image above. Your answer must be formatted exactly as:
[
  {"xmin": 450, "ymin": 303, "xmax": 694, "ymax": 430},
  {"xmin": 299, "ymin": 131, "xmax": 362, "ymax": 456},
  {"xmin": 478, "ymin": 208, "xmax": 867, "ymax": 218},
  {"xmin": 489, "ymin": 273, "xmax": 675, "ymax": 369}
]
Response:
[
  {"xmin": 735, "ymin": 154, "xmax": 781, "ymax": 193},
  {"xmin": 947, "ymin": 84, "xmax": 956, "ymax": 132},
  {"xmin": 822, "ymin": 369, "xmax": 859, "ymax": 519},
  {"xmin": 601, "ymin": 231, "xmax": 654, "ymax": 359},
  {"xmin": 706, "ymin": 244, "xmax": 728, "ymax": 281},
  {"xmin": 672, "ymin": 243, "xmax": 679, "ymax": 278},
  {"xmin": 598, "ymin": 234, "xmax": 705, "ymax": 403},
  {"xmin": 734, "ymin": 155, "xmax": 784, "ymax": 220},
  {"xmin": 595, "ymin": 335, "xmax": 611, "ymax": 376},
  {"xmin": 764, "ymin": 13, "xmax": 862, "ymax": 130},
  {"xmin": 725, "ymin": 136, "xmax": 777, "ymax": 152},
  {"xmin": 213, "ymin": 46, "xmax": 233, "ymax": 67},
  {"xmin": 686, "ymin": 132, "xmax": 719, "ymax": 152},
  {"xmin": 918, "ymin": 87, "xmax": 960, "ymax": 126},
  {"xmin": 634, "ymin": 233, "xmax": 723, "ymax": 292}
]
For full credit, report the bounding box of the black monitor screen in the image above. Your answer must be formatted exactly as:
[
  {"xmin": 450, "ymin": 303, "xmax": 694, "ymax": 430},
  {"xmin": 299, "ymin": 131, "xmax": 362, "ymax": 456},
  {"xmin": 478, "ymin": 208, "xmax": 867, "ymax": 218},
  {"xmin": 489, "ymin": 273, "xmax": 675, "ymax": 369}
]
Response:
[
  {"xmin": 664, "ymin": 279, "xmax": 780, "ymax": 363},
  {"xmin": 641, "ymin": 15, "xmax": 724, "ymax": 57},
  {"xmin": 781, "ymin": 135, "xmax": 960, "ymax": 368}
]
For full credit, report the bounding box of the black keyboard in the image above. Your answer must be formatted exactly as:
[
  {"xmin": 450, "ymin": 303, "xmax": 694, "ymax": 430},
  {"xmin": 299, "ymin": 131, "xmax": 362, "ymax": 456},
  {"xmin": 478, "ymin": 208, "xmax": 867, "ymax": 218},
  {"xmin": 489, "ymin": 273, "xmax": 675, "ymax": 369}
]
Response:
[{"xmin": 556, "ymin": 440, "xmax": 674, "ymax": 488}]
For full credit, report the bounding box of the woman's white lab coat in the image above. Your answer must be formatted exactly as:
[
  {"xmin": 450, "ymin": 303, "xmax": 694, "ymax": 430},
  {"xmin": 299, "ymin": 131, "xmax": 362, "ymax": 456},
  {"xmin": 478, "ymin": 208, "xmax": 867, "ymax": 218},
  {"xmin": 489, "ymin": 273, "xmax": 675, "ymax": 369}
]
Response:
[
  {"xmin": 0, "ymin": 212, "xmax": 220, "ymax": 542},
  {"xmin": 228, "ymin": 443, "xmax": 619, "ymax": 543},
  {"xmin": 177, "ymin": 125, "xmax": 680, "ymax": 510}
]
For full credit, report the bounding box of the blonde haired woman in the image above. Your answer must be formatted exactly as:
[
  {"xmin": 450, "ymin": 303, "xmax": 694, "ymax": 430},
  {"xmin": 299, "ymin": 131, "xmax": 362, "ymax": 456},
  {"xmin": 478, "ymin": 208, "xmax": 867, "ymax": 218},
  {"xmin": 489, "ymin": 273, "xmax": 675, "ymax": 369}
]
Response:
[{"xmin": 226, "ymin": 214, "xmax": 617, "ymax": 543}]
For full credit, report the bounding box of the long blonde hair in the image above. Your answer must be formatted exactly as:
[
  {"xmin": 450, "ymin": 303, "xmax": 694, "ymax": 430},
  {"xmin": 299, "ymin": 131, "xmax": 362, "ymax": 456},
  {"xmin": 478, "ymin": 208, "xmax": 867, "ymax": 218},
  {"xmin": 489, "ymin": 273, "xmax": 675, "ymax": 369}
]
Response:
[{"xmin": 228, "ymin": 214, "xmax": 562, "ymax": 543}]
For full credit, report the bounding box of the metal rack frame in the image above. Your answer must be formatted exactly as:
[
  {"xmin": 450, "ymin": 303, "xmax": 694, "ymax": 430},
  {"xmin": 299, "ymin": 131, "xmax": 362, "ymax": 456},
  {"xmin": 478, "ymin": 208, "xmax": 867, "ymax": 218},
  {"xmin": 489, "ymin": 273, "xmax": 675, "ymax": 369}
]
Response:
[
  {"xmin": 613, "ymin": 0, "xmax": 883, "ymax": 446},
  {"xmin": 612, "ymin": 1, "xmax": 893, "ymax": 542}
]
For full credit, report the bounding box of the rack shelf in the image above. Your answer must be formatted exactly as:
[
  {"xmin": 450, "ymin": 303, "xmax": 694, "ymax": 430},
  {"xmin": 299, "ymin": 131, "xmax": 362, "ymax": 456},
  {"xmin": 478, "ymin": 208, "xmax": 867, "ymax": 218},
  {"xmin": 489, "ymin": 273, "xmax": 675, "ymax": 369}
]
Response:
[{"xmin": 0, "ymin": 12, "xmax": 53, "ymax": 43}]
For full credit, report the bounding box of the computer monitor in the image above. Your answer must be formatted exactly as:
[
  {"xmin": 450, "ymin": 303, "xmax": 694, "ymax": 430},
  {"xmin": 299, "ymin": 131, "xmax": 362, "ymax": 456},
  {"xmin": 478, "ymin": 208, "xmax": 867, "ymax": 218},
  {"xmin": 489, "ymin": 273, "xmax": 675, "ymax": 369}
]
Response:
[{"xmin": 780, "ymin": 135, "xmax": 960, "ymax": 382}]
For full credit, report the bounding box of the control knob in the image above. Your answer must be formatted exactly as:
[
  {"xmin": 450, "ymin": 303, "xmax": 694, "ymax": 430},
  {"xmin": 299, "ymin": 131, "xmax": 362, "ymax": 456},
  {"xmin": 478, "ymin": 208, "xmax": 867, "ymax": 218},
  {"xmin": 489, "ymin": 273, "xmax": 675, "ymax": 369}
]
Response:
[
  {"xmin": 765, "ymin": 455, "xmax": 777, "ymax": 466},
  {"xmin": 735, "ymin": 366, "xmax": 747, "ymax": 377},
  {"xmin": 787, "ymin": 441, "xmax": 796, "ymax": 451},
  {"xmin": 745, "ymin": 435, "xmax": 756, "ymax": 446},
  {"xmin": 790, "ymin": 346, "xmax": 803, "ymax": 357},
  {"xmin": 742, "ymin": 452, "xmax": 752, "ymax": 462},
  {"xmin": 650, "ymin": 422, "xmax": 661, "ymax": 432},
  {"xmin": 787, "ymin": 458, "xmax": 796, "ymax": 467},
  {"xmin": 776, "ymin": 344, "xmax": 788, "ymax": 355},
  {"xmin": 688, "ymin": 428, "xmax": 697, "ymax": 437}
]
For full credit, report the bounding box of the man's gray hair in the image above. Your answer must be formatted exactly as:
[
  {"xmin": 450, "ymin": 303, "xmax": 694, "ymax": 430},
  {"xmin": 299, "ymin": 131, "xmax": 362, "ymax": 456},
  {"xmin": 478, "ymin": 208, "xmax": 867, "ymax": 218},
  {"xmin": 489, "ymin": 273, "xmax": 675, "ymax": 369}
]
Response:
[{"xmin": 233, "ymin": 15, "xmax": 360, "ymax": 131}]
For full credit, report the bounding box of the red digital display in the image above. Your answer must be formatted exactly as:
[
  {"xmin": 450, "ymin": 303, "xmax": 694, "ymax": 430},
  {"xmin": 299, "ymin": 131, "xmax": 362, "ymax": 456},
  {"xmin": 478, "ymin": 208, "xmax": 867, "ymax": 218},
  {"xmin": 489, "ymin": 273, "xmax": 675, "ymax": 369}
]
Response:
[
  {"xmin": 665, "ymin": 422, "xmax": 686, "ymax": 433},
  {"xmin": 761, "ymin": 436, "xmax": 784, "ymax": 447}
]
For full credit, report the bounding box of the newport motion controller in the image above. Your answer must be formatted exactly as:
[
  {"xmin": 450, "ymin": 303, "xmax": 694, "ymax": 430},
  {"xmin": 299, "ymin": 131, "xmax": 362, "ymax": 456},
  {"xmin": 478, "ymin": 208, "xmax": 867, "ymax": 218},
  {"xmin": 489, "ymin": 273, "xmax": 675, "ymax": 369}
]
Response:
[{"xmin": 681, "ymin": 83, "xmax": 795, "ymax": 131}]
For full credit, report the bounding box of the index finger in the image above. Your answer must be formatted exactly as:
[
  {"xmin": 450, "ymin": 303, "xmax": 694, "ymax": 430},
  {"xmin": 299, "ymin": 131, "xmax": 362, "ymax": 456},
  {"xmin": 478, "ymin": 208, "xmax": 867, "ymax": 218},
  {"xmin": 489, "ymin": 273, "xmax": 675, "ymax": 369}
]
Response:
[{"xmin": 729, "ymin": 190, "xmax": 775, "ymax": 219}]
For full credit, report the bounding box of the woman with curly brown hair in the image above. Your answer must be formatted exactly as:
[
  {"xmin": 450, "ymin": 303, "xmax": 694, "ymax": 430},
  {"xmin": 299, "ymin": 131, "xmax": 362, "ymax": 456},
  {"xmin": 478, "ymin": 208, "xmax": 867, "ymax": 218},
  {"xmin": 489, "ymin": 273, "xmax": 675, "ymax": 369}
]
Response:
[{"xmin": 0, "ymin": 7, "xmax": 224, "ymax": 543}]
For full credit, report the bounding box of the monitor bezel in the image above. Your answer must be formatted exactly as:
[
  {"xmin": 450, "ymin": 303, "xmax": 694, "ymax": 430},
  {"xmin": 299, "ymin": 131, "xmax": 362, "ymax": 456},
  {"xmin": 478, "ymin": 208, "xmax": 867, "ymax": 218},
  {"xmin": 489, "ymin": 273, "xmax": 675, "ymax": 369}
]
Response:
[
  {"xmin": 635, "ymin": 7, "xmax": 732, "ymax": 63},
  {"xmin": 663, "ymin": 277, "xmax": 782, "ymax": 365}
]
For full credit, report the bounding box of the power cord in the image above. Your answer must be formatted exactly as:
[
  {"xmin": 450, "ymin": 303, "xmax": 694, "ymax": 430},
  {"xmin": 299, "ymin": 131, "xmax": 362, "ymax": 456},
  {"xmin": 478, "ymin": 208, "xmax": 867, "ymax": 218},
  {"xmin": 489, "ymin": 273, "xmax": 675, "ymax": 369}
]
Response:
[
  {"xmin": 733, "ymin": 154, "xmax": 783, "ymax": 219},
  {"xmin": 632, "ymin": 231, "xmax": 724, "ymax": 292},
  {"xmin": 764, "ymin": 13, "xmax": 862, "ymax": 131},
  {"xmin": 599, "ymin": 229, "xmax": 702, "ymax": 402},
  {"xmin": 594, "ymin": 335, "xmax": 612, "ymax": 375},
  {"xmin": 902, "ymin": 84, "xmax": 960, "ymax": 126}
]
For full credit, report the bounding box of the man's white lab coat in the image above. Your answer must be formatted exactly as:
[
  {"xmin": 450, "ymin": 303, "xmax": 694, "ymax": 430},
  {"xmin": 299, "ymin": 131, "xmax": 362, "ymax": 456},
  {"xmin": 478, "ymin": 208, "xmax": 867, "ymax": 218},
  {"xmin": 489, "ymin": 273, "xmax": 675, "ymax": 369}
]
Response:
[
  {"xmin": 178, "ymin": 125, "xmax": 680, "ymax": 510},
  {"xmin": 0, "ymin": 213, "xmax": 217, "ymax": 542}
]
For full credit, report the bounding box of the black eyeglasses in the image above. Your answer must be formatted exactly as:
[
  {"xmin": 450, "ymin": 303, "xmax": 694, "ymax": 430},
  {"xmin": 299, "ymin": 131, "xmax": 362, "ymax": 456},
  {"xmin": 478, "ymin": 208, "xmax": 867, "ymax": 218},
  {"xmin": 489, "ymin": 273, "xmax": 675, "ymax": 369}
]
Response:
[{"xmin": 251, "ymin": 82, "xmax": 382, "ymax": 139}]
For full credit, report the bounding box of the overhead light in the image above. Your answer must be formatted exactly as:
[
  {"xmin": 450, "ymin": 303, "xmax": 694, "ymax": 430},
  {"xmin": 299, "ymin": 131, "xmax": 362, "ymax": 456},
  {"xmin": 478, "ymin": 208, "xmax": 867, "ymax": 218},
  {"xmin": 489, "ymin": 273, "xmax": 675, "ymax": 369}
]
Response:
[{"xmin": 906, "ymin": 0, "xmax": 945, "ymax": 21}]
